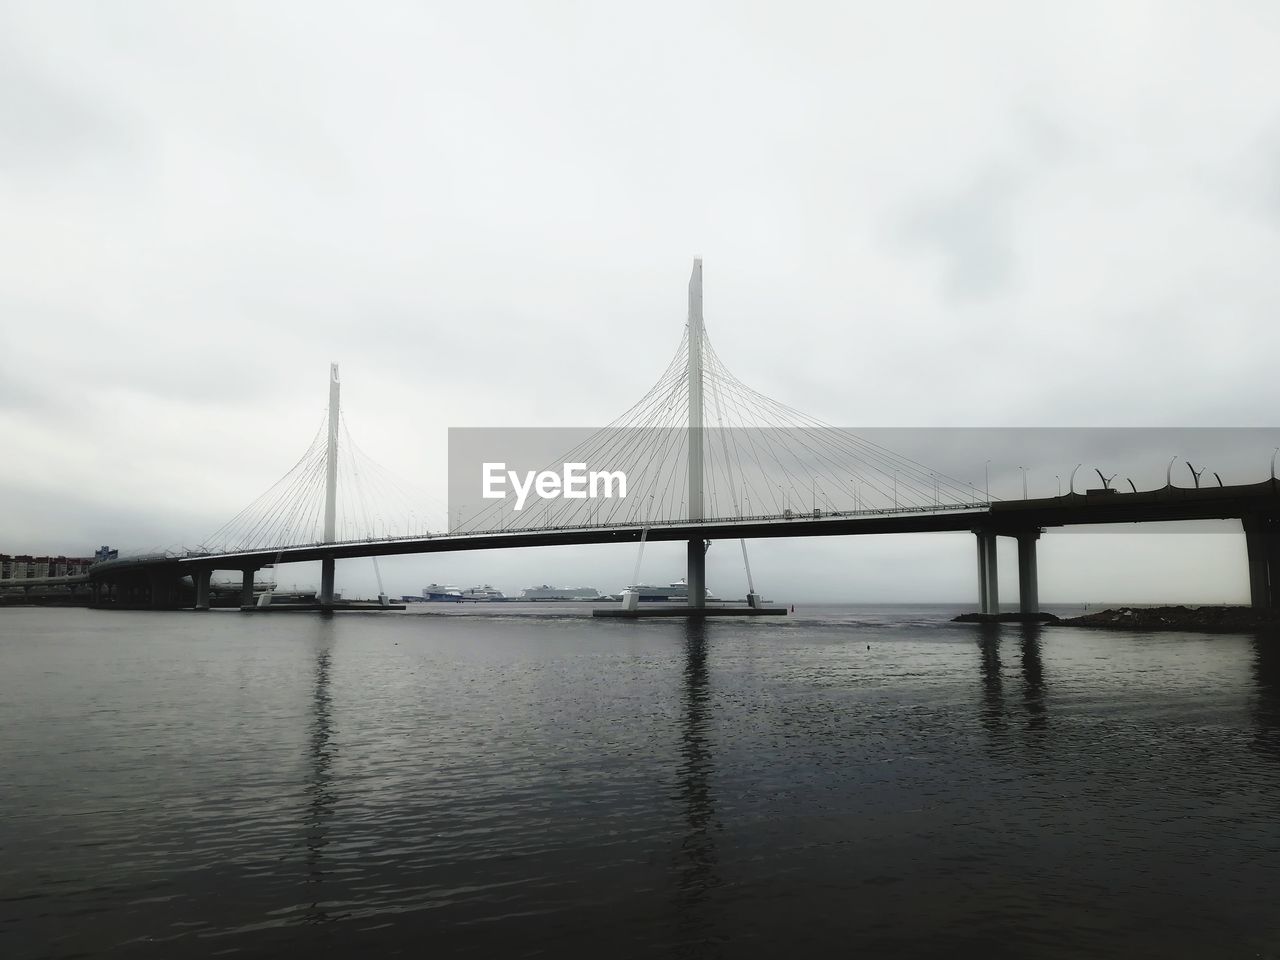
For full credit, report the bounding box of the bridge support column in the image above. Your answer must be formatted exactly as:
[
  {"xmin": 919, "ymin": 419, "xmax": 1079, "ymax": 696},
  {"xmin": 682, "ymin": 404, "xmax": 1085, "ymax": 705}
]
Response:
[
  {"xmin": 147, "ymin": 572, "xmax": 172, "ymax": 609},
  {"xmin": 687, "ymin": 540, "xmax": 706, "ymax": 609},
  {"xmin": 320, "ymin": 557, "xmax": 335, "ymax": 607},
  {"xmin": 1243, "ymin": 516, "xmax": 1278, "ymax": 609},
  {"xmin": 240, "ymin": 569, "xmax": 256, "ymax": 609},
  {"xmin": 1016, "ymin": 529, "xmax": 1040, "ymax": 616},
  {"xmin": 194, "ymin": 569, "xmax": 212, "ymax": 611},
  {"xmin": 975, "ymin": 530, "xmax": 999, "ymax": 615}
]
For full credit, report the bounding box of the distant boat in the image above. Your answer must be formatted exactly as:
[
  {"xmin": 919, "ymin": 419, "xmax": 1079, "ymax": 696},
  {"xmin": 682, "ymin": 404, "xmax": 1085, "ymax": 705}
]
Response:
[
  {"xmin": 458, "ymin": 584, "xmax": 505, "ymax": 601},
  {"xmin": 519, "ymin": 584, "xmax": 601, "ymax": 600},
  {"xmin": 624, "ymin": 579, "xmax": 719, "ymax": 602},
  {"xmin": 422, "ymin": 583, "xmax": 464, "ymax": 601},
  {"xmin": 419, "ymin": 584, "xmax": 507, "ymax": 601}
]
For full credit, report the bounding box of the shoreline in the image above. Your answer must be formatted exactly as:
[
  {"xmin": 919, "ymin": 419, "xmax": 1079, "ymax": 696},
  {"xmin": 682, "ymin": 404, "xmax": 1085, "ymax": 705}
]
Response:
[{"xmin": 955, "ymin": 605, "xmax": 1280, "ymax": 632}]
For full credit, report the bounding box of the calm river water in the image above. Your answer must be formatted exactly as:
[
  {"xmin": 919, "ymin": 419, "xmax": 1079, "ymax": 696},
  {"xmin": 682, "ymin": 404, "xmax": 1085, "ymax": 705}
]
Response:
[{"xmin": 2, "ymin": 605, "xmax": 1279, "ymax": 958}]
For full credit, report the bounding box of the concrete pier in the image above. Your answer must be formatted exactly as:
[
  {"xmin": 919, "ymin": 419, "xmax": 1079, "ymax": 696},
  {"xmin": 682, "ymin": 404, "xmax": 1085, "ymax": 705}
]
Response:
[
  {"xmin": 240, "ymin": 569, "xmax": 255, "ymax": 608},
  {"xmin": 194, "ymin": 569, "xmax": 212, "ymax": 611},
  {"xmin": 687, "ymin": 539, "xmax": 706, "ymax": 611},
  {"xmin": 147, "ymin": 571, "xmax": 173, "ymax": 608},
  {"xmin": 1243, "ymin": 515, "xmax": 1278, "ymax": 609},
  {"xmin": 1016, "ymin": 530, "xmax": 1040, "ymax": 615},
  {"xmin": 975, "ymin": 530, "xmax": 999, "ymax": 615},
  {"xmin": 319, "ymin": 557, "xmax": 335, "ymax": 608}
]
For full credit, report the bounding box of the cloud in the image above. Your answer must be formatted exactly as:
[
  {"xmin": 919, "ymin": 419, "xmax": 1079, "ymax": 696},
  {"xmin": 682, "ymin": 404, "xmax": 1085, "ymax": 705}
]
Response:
[
  {"xmin": 2, "ymin": 1, "xmax": 1279, "ymax": 602},
  {"xmin": 896, "ymin": 165, "xmax": 1024, "ymax": 301}
]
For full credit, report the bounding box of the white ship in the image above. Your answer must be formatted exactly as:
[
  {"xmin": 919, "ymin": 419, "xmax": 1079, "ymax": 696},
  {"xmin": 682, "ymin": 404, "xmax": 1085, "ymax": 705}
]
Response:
[
  {"xmin": 624, "ymin": 578, "xmax": 720, "ymax": 602},
  {"xmin": 422, "ymin": 583, "xmax": 463, "ymax": 601},
  {"xmin": 519, "ymin": 584, "xmax": 601, "ymax": 600},
  {"xmin": 459, "ymin": 584, "xmax": 505, "ymax": 601},
  {"xmin": 422, "ymin": 583, "xmax": 506, "ymax": 601}
]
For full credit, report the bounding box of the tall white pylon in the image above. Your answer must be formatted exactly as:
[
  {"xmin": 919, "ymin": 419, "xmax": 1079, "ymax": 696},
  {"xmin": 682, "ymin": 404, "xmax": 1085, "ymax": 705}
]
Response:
[
  {"xmin": 687, "ymin": 259, "xmax": 704, "ymax": 522},
  {"xmin": 687, "ymin": 259, "xmax": 706, "ymax": 608},
  {"xmin": 320, "ymin": 363, "xmax": 340, "ymax": 605}
]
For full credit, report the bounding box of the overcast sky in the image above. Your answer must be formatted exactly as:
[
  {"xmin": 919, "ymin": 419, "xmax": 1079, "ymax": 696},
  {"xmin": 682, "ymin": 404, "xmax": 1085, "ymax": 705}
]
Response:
[{"xmin": 3, "ymin": 1, "xmax": 1279, "ymax": 603}]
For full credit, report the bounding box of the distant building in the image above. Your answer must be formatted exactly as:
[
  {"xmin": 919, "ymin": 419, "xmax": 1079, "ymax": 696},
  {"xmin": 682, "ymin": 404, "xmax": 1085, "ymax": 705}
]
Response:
[{"xmin": 0, "ymin": 549, "xmax": 110, "ymax": 580}]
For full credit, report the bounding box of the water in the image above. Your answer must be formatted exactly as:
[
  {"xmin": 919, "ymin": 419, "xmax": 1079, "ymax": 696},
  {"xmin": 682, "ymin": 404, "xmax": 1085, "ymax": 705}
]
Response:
[{"xmin": 2, "ymin": 605, "xmax": 1279, "ymax": 958}]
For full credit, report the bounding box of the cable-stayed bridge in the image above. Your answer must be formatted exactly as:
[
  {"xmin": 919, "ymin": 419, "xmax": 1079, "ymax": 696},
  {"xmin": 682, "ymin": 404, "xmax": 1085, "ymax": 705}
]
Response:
[{"xmin": 83, "ymin": 261, "xmax": 1280, "ymax": 613}]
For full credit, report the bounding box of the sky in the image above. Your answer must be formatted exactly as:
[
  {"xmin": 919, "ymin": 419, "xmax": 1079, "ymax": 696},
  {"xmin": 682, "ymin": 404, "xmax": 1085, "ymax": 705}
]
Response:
[{"xmin": 2, "ymin": 1, "xmax": 1279, "ymax": 603}]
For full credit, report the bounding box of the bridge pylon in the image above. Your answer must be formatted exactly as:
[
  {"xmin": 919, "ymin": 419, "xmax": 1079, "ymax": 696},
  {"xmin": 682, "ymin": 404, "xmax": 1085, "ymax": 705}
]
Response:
[
  {"xmin": 687, "ymin": 258, "xmax": 706, "ymax": 609},
  {"xmin": 320, "ymin": 363, "xmax": 340, "ymax": 607}
]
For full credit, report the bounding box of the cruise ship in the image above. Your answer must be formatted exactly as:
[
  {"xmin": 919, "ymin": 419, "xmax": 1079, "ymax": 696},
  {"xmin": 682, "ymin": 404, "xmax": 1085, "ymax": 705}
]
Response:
[
  {"xmin": 624, "ymin": 579, "xmax": 720, "ymax": 602},
  {"xmin": 421, "ymin": 584, "xmax": 506, "ymax": 601},
  {"xmin": 422, "ymin": 584, "xmax": 463, "ymax": 601},
  {"xmin": 519, "ymin": 584, "xmax": 602, "ymax": 601},
  {"xmin": 459, "ymin": 585, "xmax": 505, "ymax": 601}
]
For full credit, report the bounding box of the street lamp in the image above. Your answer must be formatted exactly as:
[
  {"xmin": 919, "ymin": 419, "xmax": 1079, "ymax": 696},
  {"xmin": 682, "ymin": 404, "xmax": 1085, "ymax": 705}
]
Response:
[{"xmin": 1019, "ymin": 466, "xmax": 1028, "ymax": 500}]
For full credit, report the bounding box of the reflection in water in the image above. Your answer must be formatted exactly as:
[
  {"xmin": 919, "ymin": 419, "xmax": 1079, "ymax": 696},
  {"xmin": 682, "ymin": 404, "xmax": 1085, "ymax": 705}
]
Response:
[
  {"xmin": 1251, "ymin": 631, "xmax": 1280, "ymax": 765},
  {"xmin": 1018, "ymin": 623, "xmax": 1047, "ymax": 736},
  {"xmin": 976, "ymin": 624, "xmax": 1005, "ymax": 734},
  {"xmin": 12, "ymin": 611, "xmax": 1280, "ymax": 956},
  {"xmin": 976, "ymin": 623, "xmax": 1048, "ymax": 742},
  {"xmin": 673, "ymin": 618, "xmax": 721, "ymax": 954},
  {"xmin": 305, "ymin": 624, "xmax": 336, "ymax": 924}
]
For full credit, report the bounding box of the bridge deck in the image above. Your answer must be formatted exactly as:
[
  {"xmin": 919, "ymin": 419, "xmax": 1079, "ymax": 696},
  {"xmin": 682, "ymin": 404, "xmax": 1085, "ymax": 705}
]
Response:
[{"xmin": 86, "ymin": 480, "xmax": 1279, "ymax": 578}]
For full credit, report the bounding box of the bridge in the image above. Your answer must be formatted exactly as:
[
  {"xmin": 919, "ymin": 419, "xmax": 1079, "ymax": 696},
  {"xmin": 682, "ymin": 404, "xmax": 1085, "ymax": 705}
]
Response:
[{"xmin": 80, "ymin": 261, "xmax": 1280, "ymax": 614}]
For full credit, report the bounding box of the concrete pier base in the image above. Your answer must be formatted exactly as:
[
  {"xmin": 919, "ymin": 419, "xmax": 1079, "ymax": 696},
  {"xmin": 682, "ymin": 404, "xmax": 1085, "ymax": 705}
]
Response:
[
  {"xmin": 147, "ymin": 572, "xmax": 174, "ymax": 608},
  {"xmin": 1017, "ymin": 530, "xmax": 1040, "ymax": 615},
  {"xmin": 240, "ymin": 569, "xmax": 255, "ymax": 608},
  {"xmin": 687, "ymin": 539, "xmax": 706, "ymax": 610},
  {"xmin": 975, "ymin": 530, "xmax": 999, "ymax": 615},
  {"xmin": 194, "ymin": 569, "xmax": 212, "ymax": 611},
  {"xmin": 320, "ymin": 557, "xmax": 336, "ymax": 607},
  {"xmin": 1243, "ymin": 516, "xmax": 1278, "ymax": 609}
]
